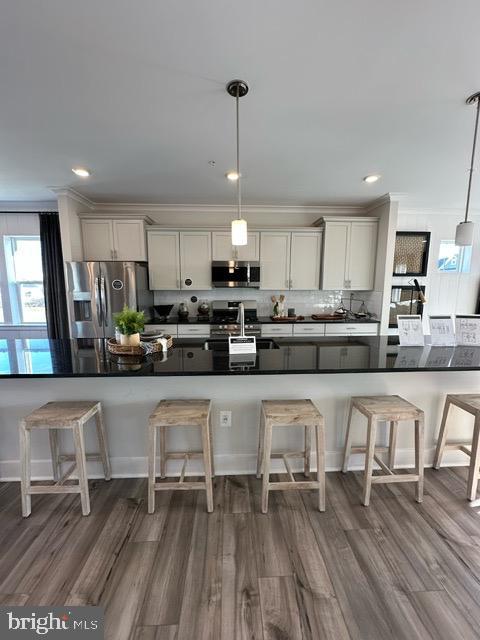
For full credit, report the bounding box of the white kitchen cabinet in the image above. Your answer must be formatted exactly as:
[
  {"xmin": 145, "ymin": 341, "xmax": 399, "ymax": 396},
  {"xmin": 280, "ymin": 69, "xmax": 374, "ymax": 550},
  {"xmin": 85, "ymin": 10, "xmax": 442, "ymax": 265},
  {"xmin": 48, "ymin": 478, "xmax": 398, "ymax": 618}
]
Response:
[
  {"xmin": 147, "ymin": 231, "xmax": 181, "ymax": 290},
  {"xmin": 321, "ymin": 217, "xmax": 378, "ymax": 291},
  {"xmin": 324, "ymin": 322, "xmax": 379, "ymax": 336},
  {"xmin": 178, "ymin": 324, "xmax": 211, "ymax": 338},
  {"xmin": 179, "ymin": 231, "xmax": 212, "ymax": 290},
  {"xmin": 293, "ymin": 323, "xmax": 326, "ymax": 337},
  {"xmin": 261, "ymin": 324, "xmax": 293, "ymax": 337},
  {"xmin": 212, "ymin": 232, "xmax": 260, "ymax": 261},
  {"xmin": 318, "ymin": 344, "xmax": 370, "ymax": 370},
  {"xmin": 82, "ymin": 219, "xmax": 146, "ymax": 261},
  {"xmin": 144, "ymin": 324, "xmax": 178, "ymax": 337},
  {"xmin": 290, "ymin": 232, "xmax": 322, "ymax": 290},
  {"xmin": 287, "ymin": 344, "xmax": 318, "ymax": 370},
  {"xmin": 260, "ymin": 232, "xmax": 291, "ymax": 289}
]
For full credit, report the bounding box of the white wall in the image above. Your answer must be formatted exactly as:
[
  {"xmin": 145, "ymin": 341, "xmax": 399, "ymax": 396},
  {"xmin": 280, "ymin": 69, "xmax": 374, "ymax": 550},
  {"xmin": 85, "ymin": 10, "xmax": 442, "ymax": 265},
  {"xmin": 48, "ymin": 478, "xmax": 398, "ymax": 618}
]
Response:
[
  {"xmin": 0, "ymin": 371, "xmax": 479, "ymax": 481},
  {"xmin": 396, "ymin": 209, "xmax": 480, "ymax": 328}
]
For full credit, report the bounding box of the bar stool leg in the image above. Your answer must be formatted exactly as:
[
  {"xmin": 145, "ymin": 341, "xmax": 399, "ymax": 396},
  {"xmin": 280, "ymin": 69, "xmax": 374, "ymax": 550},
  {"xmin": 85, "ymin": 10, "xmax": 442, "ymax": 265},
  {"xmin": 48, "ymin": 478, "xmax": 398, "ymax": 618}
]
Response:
[
  {"xmin": 304, "ymin": 425, "xmax": 312, "ymax": 477},
  {"xmin": 315, "ymin": 419, "xmax": 326, "ymax": 512},
  {"xmin": 467, "ymin": 415, "xmax": 480, "ymax": 501},
  {"xmin": 20, "ymin": 420, "xmax": 31, "ymax": 518},
  {"xmin": 415, "ymin": 415, "xmax": 425, "ymax": 503},
  {"xmin": 73, "ymin": 424, "xmax": 90, "ymax": 516},
  {"xmin": 388, "ymin": 421, "xmax": 398, "ymax": 470},
  {"xmin": 201, "ymin": 419, "xmax": 214, "ymax": 513},
  {"xmin": 342, "ymin": 400, "xmax": 354, "ymax": 473},
  {"xmin": 49, "ymin": 429, "xmax": 60, "ymax": 482},
  {"xmin": 159, "ymin": 426, "xmax": 166, "ymax": 479},
  {"xmin": 362, "ymin": 417, "xmax": 377, "ymax": 507},
  {"xmin": 433, "ymin": 397, "xmax": 451, "ymax": 469},
  {"xmin": 208, "ymin": 410, "xmax": 215, "ymax": 478},
  {"xmin": 148, "ymin": 424, "xmax": 157, "ymax": 513},
  {"xmin": 256, "ymin": 406, "xmax": 266, "ymax": 479},
  {"xmin": 261, "ymin": 419, "xmax": 273, "ymax": 514},
  {"xmin": 95, "ymin": 405, "xmax": 111, "ymax": 481}
]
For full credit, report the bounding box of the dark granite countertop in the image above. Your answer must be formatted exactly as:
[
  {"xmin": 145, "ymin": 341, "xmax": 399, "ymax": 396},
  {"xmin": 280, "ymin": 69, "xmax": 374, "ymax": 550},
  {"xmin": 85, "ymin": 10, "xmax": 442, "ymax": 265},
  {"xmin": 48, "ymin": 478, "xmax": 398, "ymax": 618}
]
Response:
[
  {"xmin": 145, "ymin": 316, "xmax": 380, "ymax": 325},
  {"xmin": 0, "ymin": 337, "xmax": 479, "ymax": 378}
]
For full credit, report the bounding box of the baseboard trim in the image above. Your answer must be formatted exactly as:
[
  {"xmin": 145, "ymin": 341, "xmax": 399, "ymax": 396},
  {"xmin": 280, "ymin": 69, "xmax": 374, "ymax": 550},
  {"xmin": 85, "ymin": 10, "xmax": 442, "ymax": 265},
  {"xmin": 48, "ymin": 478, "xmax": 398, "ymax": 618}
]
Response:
[{"xmin": 0, "ymin": 447, "xmax": 470, "ymax": 482}]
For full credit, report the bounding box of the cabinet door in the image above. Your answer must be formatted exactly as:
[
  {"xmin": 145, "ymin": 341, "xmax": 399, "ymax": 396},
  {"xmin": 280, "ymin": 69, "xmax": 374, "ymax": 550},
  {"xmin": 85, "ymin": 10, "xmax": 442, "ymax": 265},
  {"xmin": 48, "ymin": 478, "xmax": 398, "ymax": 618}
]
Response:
[
  {"xmin": 82, "ymin": 220, "xmax": 114, "ymax": 260},
  {"xmin": 212, "ymin": 232, "xmax": 234, "ymax": 261},
  {"xmin": 147, "ymin": 232, "xmax": 180, "ymax": 290},
  {"xmin": 237, "ymin": 232, "xmax": 260, "ymax": 261},
  {"xmin": 113, "ymin": 220, "xmax": 146, "ymax": 261},
  {"xmin": 290, "ymin": 232, "xmax": 321, "ymax": 289},
  {"xmin": 321, "ymin": 221, "xmax": 349, "ymax": 290},
  {"xmin": 260, "ymin": 232, "xmax": 291, "ymax": 290},
  {"xmin": 180, "ymin": 231, "xmax": 212, "ymax": 290},
  {"xmin": 212, "ymin": 231, "xmax": 260, "ymax": 261},
  {"xmin": 348, "ymin": 221, "xmax": 377, "ymax": 290}
]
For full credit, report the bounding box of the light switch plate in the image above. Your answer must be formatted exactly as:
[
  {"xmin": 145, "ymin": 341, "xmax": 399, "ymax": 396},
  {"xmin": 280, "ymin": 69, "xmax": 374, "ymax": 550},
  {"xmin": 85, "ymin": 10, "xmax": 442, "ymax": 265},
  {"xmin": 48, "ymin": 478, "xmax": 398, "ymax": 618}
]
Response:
[{"xmin": 219, "ymin": 411, "xmax": 232, "ymax": 428}]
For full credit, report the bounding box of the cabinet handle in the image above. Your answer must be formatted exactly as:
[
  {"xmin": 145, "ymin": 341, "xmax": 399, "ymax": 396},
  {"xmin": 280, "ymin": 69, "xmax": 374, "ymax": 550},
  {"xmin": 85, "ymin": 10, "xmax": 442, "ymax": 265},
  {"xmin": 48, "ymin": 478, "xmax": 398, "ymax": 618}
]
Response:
[
  {"xmin": 290, "ymin": 279, "xmax": 293, "ymax": 289},
  {"xmin": 111, "ymin": 249, "xmax": 114, "ymax": 260}
]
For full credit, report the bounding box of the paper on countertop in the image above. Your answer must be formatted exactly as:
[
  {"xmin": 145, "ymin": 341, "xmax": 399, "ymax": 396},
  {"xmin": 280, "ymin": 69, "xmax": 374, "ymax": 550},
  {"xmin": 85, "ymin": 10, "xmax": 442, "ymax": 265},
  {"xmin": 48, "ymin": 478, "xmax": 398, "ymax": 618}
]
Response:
[
  {"xmin": 455, "ymin": 315, "xmax": 480, "ymax": 346},
  {"xmin": 397, "ymin": 315, "xmax": 425, "ymax": 347},
  {"xmin": 429, "ymin": 315, "xmax": 456, "ymax": 346}
]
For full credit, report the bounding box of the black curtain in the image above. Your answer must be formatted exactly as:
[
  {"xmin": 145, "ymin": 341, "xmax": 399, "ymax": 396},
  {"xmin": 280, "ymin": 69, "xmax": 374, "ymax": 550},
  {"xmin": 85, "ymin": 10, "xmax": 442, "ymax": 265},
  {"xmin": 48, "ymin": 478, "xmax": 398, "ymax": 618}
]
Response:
[{"xmin": 39, "ymin": 212, "xmax": 70, "ymax": 339}]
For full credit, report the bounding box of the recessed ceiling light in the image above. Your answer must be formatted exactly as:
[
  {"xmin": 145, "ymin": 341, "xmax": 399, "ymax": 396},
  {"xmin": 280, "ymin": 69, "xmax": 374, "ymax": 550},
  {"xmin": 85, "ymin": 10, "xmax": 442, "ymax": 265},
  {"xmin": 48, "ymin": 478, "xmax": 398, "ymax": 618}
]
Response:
[
  {"xmin": 72, "ymin": 167, "xmax": 91, "ymax": 177},
  {"xmin": 363, "ymin": 174, "xmax": 380, "ymax": 183},
  {"xmin": 226, "ymin": 171, "xmax": 240, "ymax": 181}
]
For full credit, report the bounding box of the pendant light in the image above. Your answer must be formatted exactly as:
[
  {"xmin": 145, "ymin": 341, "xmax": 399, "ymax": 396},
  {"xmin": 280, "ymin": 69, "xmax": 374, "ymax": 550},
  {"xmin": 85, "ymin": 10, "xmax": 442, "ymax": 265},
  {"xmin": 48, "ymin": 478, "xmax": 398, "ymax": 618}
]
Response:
[
  {"xmin": 455, "ymin": 91, "xmax": 480, "ymax": 246},
  {"xmin": 227, "ymin": 80, "xmax": 249, "ymax": 246}
]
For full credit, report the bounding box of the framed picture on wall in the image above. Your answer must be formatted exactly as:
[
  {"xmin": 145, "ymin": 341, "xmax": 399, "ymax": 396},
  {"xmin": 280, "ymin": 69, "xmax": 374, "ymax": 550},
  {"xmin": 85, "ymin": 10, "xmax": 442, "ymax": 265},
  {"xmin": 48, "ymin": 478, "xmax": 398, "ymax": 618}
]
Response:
[{"xmin": 393, "ymin": 231, "xmax": 431, "ymax": 276}]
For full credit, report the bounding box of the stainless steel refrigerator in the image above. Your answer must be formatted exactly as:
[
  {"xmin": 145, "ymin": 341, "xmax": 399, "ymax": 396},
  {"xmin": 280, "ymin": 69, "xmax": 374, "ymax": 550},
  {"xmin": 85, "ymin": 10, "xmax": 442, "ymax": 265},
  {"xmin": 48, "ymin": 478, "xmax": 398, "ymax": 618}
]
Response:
[{"xmin": 66, "ymin": 262, "xmax": 153, "ymax": 338}]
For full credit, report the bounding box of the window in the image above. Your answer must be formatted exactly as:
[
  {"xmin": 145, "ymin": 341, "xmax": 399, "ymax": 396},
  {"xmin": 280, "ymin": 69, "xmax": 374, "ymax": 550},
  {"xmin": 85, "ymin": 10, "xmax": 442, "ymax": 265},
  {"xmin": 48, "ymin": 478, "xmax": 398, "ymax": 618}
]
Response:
[
  {"xmin": 3, "ymin": 236, "xmax": 46, "ymax": 324},
  {"xmin": 437, "ymin": 240, "xmax": 472, "ymax": 273}
]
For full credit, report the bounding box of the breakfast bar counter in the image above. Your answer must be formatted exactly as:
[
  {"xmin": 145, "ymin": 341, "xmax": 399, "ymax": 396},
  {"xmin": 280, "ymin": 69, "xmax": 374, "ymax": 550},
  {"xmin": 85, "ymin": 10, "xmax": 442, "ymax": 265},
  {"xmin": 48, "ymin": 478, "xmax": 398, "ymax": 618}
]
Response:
[{"xmin": 0, "ymin": 337, "xmax": 479, "ymax": 480}]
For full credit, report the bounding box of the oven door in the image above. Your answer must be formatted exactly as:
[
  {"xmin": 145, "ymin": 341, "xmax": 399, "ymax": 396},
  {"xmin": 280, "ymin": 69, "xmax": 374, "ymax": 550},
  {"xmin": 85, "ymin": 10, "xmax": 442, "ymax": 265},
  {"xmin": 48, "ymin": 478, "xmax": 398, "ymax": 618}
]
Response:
[{"xmin": 211, "ymin": 261, "xmax": 260, "ymax": 288}]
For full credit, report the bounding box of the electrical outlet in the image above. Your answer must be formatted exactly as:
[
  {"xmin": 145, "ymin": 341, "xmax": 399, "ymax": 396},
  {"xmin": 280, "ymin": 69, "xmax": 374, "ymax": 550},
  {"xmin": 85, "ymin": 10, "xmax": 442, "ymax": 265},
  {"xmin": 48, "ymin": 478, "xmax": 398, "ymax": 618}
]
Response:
[{"xmin": 219, "ymin": 411, "xmax": 232, "ymax": 428}]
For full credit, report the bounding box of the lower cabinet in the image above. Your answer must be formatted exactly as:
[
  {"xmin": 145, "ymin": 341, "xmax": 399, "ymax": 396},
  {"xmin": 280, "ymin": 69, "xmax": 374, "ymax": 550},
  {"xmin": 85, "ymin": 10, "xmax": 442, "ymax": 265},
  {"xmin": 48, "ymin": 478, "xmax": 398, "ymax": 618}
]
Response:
[
  {"xmin": 261, "ymin": 324, "xmax": 294, "ymax": 337},
  {"xmin": 293, "ymin": 324, "xmax": 326, "ymax": 337},
  {"xmin": 324, "ymin": 323, "xmax": 378, "ymax": 336},
  {"xmin": 177, "ymin": 324, "xmax": 211, "ymax": 338},
  {"xmin": 318, "ymin": 344, "xmax": 370, "ymax": 370},
  {"xmin": 144, "ymin": 324, "xmax": 178, "ymax": 337}
]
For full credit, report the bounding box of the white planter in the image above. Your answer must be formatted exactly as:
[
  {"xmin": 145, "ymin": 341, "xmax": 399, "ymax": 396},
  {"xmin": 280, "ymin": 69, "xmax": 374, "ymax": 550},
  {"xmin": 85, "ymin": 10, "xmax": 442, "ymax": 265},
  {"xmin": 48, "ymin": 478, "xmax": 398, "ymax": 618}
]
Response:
[{"xmin": 119, "ymin": 332, "xmax": 141, "ymax": 347}]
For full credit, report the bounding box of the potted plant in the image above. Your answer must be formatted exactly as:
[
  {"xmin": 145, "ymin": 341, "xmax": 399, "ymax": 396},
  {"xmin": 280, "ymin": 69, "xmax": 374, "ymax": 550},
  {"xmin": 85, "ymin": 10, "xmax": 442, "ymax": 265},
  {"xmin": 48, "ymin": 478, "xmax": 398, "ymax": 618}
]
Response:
[{"xmin": 113, "ymin": 306, "xmax": 145, "ymax": 346}]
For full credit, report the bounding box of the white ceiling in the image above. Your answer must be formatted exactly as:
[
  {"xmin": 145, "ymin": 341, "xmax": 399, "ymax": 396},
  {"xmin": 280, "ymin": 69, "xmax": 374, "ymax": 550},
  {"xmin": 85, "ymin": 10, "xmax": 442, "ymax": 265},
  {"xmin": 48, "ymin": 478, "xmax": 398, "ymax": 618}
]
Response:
[{"xmin": 1, "ymin": 0, "xmax": 480, "ymax": 207}]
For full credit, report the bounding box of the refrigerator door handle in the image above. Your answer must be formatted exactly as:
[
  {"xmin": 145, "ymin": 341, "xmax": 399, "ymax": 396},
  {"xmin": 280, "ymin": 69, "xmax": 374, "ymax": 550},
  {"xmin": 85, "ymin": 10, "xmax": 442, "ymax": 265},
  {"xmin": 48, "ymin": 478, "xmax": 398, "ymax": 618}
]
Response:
[
  {"xmin": 96, "ymin": 277, "xmax": 103, "ymax": 327},
  {"xmin": 101, "ymin": 277, "xmax": 108, "ymax": 327}
]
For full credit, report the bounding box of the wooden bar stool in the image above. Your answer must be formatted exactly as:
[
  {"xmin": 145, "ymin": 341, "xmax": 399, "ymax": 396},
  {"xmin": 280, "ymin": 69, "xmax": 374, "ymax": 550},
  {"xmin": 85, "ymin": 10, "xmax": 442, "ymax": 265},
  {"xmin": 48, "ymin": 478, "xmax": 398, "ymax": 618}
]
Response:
[
  {"xmin": 342, "ymin": 395, "xmax": 424, "ymax": 506},
  {"xmin": 433, "ymin": 394, "xmax": 480, "ymax": 501},
  {"xmin": 256, "ymin": 399, "xmax": 325, "ymax": 514},
  {"xmin": 19, "ymin": 401, "xmax": 111, "ymax": 517},
  {"xmin": 148, "ymin": 399, "xmax": 214, "ymax": 513}
]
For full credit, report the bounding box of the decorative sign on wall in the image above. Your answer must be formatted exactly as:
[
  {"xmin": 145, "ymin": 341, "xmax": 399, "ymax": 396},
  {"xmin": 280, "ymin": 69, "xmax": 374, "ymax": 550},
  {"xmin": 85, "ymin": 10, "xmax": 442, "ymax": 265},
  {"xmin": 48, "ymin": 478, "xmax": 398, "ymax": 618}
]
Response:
[
  {"xmin": 393, "ymin": 231, "xmax": 431, "ymax": 276},
  {"xmin": 429, "ymin": 315, "xmax": 456, "ymax": 346},
  {"xmin": 397, "ymin": 314, "xmax": 425, "ymax": 347},
  {"xmin": 455, "ymin": 315, "xmax": 480, "ymax": 347}
]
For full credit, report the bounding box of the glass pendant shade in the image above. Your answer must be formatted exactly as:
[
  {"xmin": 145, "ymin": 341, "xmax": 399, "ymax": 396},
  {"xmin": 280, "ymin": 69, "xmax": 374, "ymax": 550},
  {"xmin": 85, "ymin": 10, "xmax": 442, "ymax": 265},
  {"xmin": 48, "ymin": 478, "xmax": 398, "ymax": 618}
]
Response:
[
  {"xmin": 231, "ymin": 218, "xmax": 248, "ymax": 245},
  {"xmin": 455, "ymin": 220, "xmax": 475, "ymax": 246}
]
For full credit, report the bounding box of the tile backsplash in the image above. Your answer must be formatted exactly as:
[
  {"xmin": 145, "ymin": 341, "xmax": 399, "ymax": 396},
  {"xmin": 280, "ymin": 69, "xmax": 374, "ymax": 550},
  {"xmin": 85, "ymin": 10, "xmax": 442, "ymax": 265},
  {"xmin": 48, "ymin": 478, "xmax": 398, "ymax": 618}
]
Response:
[{"xmin": 153, "ymin": 289, "xmax": 381, "ymax": 318}]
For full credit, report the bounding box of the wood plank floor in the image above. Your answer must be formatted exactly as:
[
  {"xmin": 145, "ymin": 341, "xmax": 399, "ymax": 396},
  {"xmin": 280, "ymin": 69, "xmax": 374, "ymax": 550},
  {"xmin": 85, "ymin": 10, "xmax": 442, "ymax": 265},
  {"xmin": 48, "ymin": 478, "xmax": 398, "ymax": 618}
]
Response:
[{"xmin": 1, "ymin": 468, "xmax": 480, "ymax": 639}]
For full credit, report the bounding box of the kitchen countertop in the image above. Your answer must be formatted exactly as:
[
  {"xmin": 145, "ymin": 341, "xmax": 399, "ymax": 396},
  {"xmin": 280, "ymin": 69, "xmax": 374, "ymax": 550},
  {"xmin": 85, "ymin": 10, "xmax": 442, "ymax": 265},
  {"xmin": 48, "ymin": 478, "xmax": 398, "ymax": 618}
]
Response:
[
  {"xmin": 146, "ymin": 316, "xmax": 380, "ymax": 325},
  {"xmin": 1, "ymin": 337, "xmax": 479, "ymax": 378}
]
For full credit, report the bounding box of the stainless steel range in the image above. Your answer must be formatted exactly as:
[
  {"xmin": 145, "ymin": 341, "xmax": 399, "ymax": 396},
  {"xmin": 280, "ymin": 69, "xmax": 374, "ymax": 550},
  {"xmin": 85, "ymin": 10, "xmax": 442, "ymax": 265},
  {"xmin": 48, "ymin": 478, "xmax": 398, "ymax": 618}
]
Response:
[{"xmin": 210, "ymin": 300, "xmax": 261, "ymax": 337}]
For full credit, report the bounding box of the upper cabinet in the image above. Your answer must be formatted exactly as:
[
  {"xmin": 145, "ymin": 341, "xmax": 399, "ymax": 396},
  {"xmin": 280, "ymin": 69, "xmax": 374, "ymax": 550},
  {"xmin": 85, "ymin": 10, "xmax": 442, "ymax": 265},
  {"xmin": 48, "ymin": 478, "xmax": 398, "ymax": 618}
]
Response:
[
  {"xmin": 290, "ymin": 232, "xmax": 322, "ymax": 290},
  {"xmin": 260, "ymin": 231, "xmax": 291, "ymax": 289},
  {"xmin": 212, "ymin": 232, "xmax": 260, "ymax": 261},
  {"xmin": 321, "ymin": 217, "xmax": 378, "ymax": 290},
  {"xmin": 147, "ymin": 230, "xmax": 211, "ymax": 290},
  {"xmin": 147, "ymin": 231, "xmax": 180, "ymax": 290},
  {"xmin": 179, "ymin": 231, "xmax": 212, "ymax": 290},
  {"xmin": 82, "ymin": 219, "xmax": 147, "ymax": 261},
  {"xmin": 260, "ymin": 231, "xmax": 322, "ymax": 290}
]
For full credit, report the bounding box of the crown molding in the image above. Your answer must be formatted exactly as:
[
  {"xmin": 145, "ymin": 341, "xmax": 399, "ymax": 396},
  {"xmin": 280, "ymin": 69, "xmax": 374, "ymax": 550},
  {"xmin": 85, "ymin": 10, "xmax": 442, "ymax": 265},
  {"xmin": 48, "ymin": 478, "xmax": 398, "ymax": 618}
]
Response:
[{"xmin": 49, "ymin": 187, "xmax": 95, "ymax": 210}]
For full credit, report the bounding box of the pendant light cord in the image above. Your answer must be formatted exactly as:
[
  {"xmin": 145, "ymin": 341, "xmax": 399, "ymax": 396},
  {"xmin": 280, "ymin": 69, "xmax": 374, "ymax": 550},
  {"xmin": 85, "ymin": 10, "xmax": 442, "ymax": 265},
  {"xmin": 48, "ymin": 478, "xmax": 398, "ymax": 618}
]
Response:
[
  {"xmin": 236, "ymin": 86, "xmax": 241, "ymax": 221},
  {"xmin": 465, "ymin": 96, "xmax": 480, "ymax": 223}
]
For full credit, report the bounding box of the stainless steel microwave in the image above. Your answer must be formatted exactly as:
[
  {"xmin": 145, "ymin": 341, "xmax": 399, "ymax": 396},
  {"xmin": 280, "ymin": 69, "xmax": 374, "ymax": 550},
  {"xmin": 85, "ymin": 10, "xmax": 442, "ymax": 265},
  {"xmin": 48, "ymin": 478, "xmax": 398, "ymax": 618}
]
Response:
[{"xmin": 211, "ymin": 261, "xmax": 260, "ymax": 288}]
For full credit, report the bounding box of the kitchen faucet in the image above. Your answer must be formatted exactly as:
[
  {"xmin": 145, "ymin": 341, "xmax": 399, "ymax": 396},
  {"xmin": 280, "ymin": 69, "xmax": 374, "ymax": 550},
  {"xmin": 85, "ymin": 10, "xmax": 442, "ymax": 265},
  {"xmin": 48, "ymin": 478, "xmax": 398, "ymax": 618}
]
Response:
[{"xmin": 237, "ymin": 302, "xmax": 245, "ymax": 337}]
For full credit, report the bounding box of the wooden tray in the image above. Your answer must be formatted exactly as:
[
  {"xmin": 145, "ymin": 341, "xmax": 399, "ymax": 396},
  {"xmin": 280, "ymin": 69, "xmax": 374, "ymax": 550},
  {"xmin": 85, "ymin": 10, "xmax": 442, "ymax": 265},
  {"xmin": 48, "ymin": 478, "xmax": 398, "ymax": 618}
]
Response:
[
  {"xmin": 311, "ymin": 314, "xmax": 345, "ymax": 321},
  {"xmin": 107, "ymin": 336, "xmax": 173, "ymax": 356},
  {"xmin": 271, "ymin": 316, "xmax": 297, "ymax": 322}
]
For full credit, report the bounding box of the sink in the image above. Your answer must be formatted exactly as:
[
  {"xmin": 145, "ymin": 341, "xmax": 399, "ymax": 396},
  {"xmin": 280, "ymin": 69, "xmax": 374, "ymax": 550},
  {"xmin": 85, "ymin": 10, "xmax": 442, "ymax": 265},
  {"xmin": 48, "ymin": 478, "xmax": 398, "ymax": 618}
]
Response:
[{"xmin": 203, "ymin": 339, "xmax": 279, "ymax": 351}]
